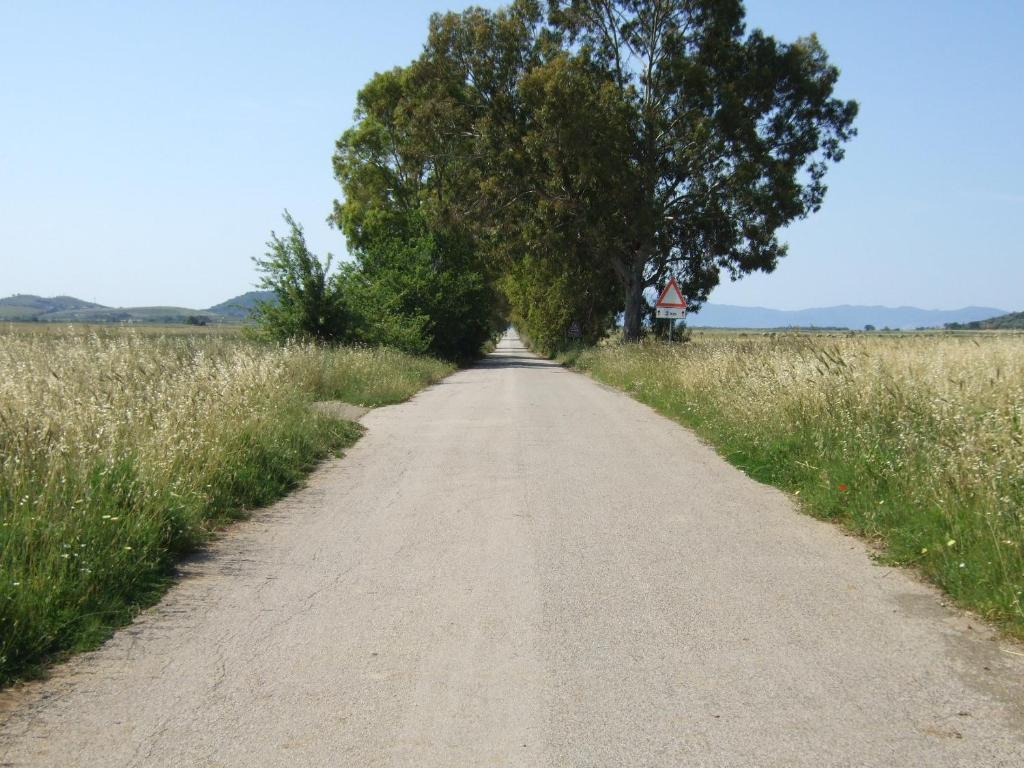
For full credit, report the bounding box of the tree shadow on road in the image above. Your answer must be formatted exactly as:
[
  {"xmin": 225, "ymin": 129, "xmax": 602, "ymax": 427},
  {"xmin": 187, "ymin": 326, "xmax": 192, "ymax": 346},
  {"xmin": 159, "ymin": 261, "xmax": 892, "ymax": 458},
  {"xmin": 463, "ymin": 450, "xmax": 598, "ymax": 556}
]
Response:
[{"xmin": 474, "ymin": 351, "xmax": 560, "ymax": 370}]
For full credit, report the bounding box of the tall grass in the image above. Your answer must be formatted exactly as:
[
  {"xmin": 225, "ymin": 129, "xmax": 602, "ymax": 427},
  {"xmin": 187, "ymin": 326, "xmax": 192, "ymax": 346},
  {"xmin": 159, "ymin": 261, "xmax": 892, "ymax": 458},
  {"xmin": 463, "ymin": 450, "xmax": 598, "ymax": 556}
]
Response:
[
  {"xmin": 0, "ymin": 327, "xmax": 452, "ymax": 683},
  {"xmin": 569, "ymin": 333, "xmax": 1024, "ymax": 635}
]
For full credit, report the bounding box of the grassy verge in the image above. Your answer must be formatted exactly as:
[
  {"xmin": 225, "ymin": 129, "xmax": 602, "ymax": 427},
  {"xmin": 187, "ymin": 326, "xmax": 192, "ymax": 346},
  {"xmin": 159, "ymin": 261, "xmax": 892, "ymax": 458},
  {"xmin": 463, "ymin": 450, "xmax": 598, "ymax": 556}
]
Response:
[
  {"xmin": 565, "ymin": 333, "xmax": 1024, "ymax": 636},
  {"xmin": 0, "ymin": 329, "xmax": 452, "ymax": 684}
]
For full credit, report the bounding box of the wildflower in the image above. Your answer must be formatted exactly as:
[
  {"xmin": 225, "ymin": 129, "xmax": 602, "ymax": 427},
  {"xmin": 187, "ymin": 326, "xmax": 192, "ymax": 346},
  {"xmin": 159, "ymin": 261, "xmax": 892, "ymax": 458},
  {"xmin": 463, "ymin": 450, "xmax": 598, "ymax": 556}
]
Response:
[
  {"xmin": 838, "ymin": 484, "xmax": 848, "ymax": 492},
  {"xmin": 124, "ymin": 546, "xmax": 132, "ymax": 551},
  {"xmin": 920, "ymin": 548, "xmax": 928, "ymax": 554},
  {"xmin": 947, "ymin": 539, "xmax": 956, "ymax": 547},
  {"xmin": 959, "ymin": 563, "xmax": 966, "ymax": 569}
]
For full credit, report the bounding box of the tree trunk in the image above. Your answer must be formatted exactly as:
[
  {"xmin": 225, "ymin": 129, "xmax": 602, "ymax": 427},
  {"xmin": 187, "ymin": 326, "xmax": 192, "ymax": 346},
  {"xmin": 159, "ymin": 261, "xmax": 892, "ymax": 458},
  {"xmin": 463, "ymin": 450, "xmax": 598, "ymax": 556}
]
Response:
[{"xmin": 622, "ymin": 266, "xmax": 645, "ymax": 342}]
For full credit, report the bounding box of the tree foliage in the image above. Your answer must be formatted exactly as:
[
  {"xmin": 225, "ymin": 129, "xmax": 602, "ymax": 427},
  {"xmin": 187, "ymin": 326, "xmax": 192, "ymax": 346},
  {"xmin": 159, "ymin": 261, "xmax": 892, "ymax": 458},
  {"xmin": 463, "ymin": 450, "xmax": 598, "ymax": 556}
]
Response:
[
  {"xmin": 332, "ymin": 66, "xmax": 503, "ymax": 361},
  {"xmin": 252, "ymin": 211, "xmax": 349, "ymax": 343},
  {"xmin": 341, "ymin": 217, "xmax": 498, "ymax": 360},
  {"xmin": 328, "ymin": 0, "xmax": 857, "ymax": 351}
]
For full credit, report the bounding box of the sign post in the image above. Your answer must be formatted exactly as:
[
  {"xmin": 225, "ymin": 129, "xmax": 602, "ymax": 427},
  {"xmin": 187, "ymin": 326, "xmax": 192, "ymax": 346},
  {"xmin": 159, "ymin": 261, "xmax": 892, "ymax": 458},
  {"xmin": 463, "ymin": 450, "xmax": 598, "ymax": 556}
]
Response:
[{"xmin": 655, "ymin": 277, "xmax": 687, "ymax": 342}]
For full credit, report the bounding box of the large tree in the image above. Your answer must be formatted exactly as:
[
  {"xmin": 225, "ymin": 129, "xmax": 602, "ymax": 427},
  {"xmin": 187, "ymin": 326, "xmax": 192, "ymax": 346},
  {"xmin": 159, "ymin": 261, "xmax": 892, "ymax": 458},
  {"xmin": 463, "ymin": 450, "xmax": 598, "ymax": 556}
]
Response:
[
  {"xmin": 413, "ymin": 1, "xmax": 630, "ymax": 348},
  {"xmin": 332, "ymin": 64, "xmax": 503, "ymax": 360},
  {"xmin": 434, "ymin": 0, "xmax": 856, "ymax": 340},
  {"xmin": 553, "ymin": 0, "xmax": 858, "ymax": 338},
  {"xmin": 336, "ymin": 0, "xmax": 857, "ymax": 344}
]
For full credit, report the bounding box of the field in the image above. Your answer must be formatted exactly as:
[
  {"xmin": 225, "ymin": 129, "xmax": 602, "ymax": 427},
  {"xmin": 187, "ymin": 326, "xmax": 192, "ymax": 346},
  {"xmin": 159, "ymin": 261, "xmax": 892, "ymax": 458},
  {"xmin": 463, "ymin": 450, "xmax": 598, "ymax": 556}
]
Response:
[
  {"xmin": 566, "ymin": 331, "xmax": 1024, "ymax": 635},
  {"xmin": 0, "ymin": 325, "xmax": 452, "ymax": 684}
]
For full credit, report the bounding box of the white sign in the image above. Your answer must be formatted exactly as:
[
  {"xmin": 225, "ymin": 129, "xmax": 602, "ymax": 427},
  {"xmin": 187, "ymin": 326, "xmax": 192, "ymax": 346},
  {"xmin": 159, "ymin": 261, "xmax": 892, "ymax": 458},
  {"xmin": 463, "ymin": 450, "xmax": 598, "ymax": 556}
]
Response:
[
  {"xmin": 655, "ymin": 277, "xmax": 687, "ymax": 310},
  {"xmin": 656, "ymin": 307, "xmax": 685, "ymax": 319}
]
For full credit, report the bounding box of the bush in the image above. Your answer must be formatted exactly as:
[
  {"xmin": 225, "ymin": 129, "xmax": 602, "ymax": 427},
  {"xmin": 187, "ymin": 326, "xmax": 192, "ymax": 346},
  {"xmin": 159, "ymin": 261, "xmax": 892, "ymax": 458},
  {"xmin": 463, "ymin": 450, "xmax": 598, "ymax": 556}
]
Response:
[
  {"xmin": 344, "ymin": 219, "xmax": 500, "ymax": 362},
  {"xmin": 252, "ymin": 212, "xmax": 350, "ymax": 343}
]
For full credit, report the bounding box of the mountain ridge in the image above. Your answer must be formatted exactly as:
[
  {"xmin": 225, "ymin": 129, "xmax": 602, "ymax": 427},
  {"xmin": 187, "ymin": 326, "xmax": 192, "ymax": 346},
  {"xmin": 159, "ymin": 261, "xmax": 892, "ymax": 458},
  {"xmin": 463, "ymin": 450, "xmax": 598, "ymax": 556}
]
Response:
[
  {"xmin": 206, "ymin": 291, "xmax": 275, "ymax": 319},
  {"xmin": 945, "ymin": 310, "xmax": 1024, "ymax": 331},
  {"xmin": 688, "ymin": 302, "xmax": 1010, "ymax": 330},
  {"xmin": 0, "ymin": 292, "xmax": 273, "ymax": 323},
  {"xmin": 0, "ymin": 293, "xmax": 1013, "ymax": 329}
]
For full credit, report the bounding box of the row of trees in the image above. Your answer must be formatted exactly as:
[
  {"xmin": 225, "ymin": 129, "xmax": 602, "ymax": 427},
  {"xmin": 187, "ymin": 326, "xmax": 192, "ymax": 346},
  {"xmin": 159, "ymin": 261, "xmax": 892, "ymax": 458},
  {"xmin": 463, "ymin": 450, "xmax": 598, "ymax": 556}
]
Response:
[
  {"xmin": 251, "ymin": 211, "xmax": 500, "ymax": 360},
  {"xmin": 257, "ymin": 0, "xmax": 857, "ymax": 357}
]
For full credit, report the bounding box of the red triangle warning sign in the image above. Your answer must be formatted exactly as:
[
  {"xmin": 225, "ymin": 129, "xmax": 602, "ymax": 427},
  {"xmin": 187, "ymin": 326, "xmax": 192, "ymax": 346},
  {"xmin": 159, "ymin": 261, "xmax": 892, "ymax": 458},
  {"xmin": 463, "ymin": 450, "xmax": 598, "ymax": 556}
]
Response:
[{"xmin": 656, "ymin": 277, "xmax": 687, "ymax": 308}]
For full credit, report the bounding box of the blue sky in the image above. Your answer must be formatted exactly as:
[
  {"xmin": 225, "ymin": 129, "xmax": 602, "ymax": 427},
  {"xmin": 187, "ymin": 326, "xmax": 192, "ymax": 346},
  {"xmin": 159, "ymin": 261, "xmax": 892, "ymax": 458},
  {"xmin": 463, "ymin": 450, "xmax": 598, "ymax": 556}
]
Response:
[{"xmin": 1, "ymin": 1, "xmax": 1021, "ymax": 311}]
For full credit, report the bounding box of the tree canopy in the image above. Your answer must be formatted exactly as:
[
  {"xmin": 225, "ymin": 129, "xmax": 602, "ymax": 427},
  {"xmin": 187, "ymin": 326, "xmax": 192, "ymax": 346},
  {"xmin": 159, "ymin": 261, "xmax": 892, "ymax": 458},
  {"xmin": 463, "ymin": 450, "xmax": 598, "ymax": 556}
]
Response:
[
  {"xmin": 332, "ymin": 63, "xmax": 505, "ymax": 360},
  {"xmin": 325, "ymin": 0, "xmax": 857, "ymax": 353}
]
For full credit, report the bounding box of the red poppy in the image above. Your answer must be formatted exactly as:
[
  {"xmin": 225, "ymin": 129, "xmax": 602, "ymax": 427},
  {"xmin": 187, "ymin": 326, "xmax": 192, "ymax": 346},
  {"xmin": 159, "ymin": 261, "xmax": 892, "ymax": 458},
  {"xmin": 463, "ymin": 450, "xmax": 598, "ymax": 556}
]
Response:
[{"xmin": 838, "ymin": 484, "xmax": 848, "ymax": 492}]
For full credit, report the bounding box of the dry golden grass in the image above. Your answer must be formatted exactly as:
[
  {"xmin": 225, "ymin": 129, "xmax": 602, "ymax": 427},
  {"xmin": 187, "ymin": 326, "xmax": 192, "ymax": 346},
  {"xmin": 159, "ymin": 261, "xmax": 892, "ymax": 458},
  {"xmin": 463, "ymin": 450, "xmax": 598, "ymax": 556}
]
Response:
[
  {"xmin": 0, "ymin": 326, "xmax": 452, "ymax": 683},
  {"xmin": 569, "ymin": 331, "xmax": 1024, "ymax": 634}
]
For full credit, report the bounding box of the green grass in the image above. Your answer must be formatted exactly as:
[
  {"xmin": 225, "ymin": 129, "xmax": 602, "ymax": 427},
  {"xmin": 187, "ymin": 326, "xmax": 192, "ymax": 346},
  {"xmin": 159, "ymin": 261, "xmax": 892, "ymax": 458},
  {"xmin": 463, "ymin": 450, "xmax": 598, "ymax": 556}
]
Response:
[
  {"xmin": 566, "ymin": 332, "xmax": 1024, "ymax": 637},
  {"xmin": 288, "ymin": 344, "xmax": 457, "ymax": 406},
  {"xmin": 0, "ymin": 327, "xmax": 453, "ymax": 684}
]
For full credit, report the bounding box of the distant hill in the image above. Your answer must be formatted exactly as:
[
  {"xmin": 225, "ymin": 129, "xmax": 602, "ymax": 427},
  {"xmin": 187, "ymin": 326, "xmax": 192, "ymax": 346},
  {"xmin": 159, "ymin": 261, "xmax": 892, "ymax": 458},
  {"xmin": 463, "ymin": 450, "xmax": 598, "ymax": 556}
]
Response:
[
  {"xmin": 0, "ymin": 291, "xmax": 278, "ymax": 324},
  {"xmin": 43, "ymin": 306, "xmax": 210, "ymax": 324},
  {"xmin": 689, "ymin": 303, "xmax": 1009, "ymax": 330},
  {"xmin": 945, "ymin": 310, "xmax": 1024, "ymax": 330},
  {"xmin": 2, "ymin": 292, "xmax": 1013, "ymax": 331},
  {"xmin": 206, "ymin": 290, "xmax": 275, "ymax": 319},
  {"xmin": 0, "ymin": 294, "xmax": 104, "ymax": 321}
]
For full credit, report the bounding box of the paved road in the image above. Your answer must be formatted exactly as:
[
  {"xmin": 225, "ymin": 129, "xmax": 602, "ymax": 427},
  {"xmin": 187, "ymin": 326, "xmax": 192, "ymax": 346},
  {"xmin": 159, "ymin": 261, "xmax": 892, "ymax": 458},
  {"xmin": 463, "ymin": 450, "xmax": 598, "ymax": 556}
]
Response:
[{"xmin": 2, "ymin": 334, "xmax": 1023, "ymax": 767}]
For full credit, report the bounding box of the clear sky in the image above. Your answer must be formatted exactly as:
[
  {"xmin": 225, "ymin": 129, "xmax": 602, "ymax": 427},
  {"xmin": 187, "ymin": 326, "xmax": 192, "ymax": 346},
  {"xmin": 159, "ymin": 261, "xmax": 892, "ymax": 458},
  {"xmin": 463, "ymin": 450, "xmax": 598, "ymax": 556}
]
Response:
[{"xmin": 1, "ymin": 1, "xmax": 1021, "ymax": 311}]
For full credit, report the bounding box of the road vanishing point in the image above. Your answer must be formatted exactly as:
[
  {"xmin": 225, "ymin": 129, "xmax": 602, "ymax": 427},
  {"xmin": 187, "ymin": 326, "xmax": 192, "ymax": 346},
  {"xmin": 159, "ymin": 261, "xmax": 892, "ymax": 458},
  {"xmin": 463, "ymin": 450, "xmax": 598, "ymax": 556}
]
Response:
[{"xmin": 2, "ymin": 333, "xmax": 1023, "ymax": 767}]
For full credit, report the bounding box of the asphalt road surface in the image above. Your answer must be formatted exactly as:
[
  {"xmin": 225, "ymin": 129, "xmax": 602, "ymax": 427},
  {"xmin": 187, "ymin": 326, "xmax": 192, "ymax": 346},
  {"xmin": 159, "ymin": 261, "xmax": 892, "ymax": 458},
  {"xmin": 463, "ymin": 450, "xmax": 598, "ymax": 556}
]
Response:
[{"xmin": 2, "ymin": 333, "xmax": 1022, "ymax": 767}]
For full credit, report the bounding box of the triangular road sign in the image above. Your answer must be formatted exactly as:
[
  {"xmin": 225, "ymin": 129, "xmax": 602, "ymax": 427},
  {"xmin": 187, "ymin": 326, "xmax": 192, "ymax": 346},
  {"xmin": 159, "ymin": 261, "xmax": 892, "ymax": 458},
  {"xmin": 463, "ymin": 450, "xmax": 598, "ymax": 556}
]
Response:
[{"xmin": 656, "ymin": 277, "xmax": 687, "ymax": 308}]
